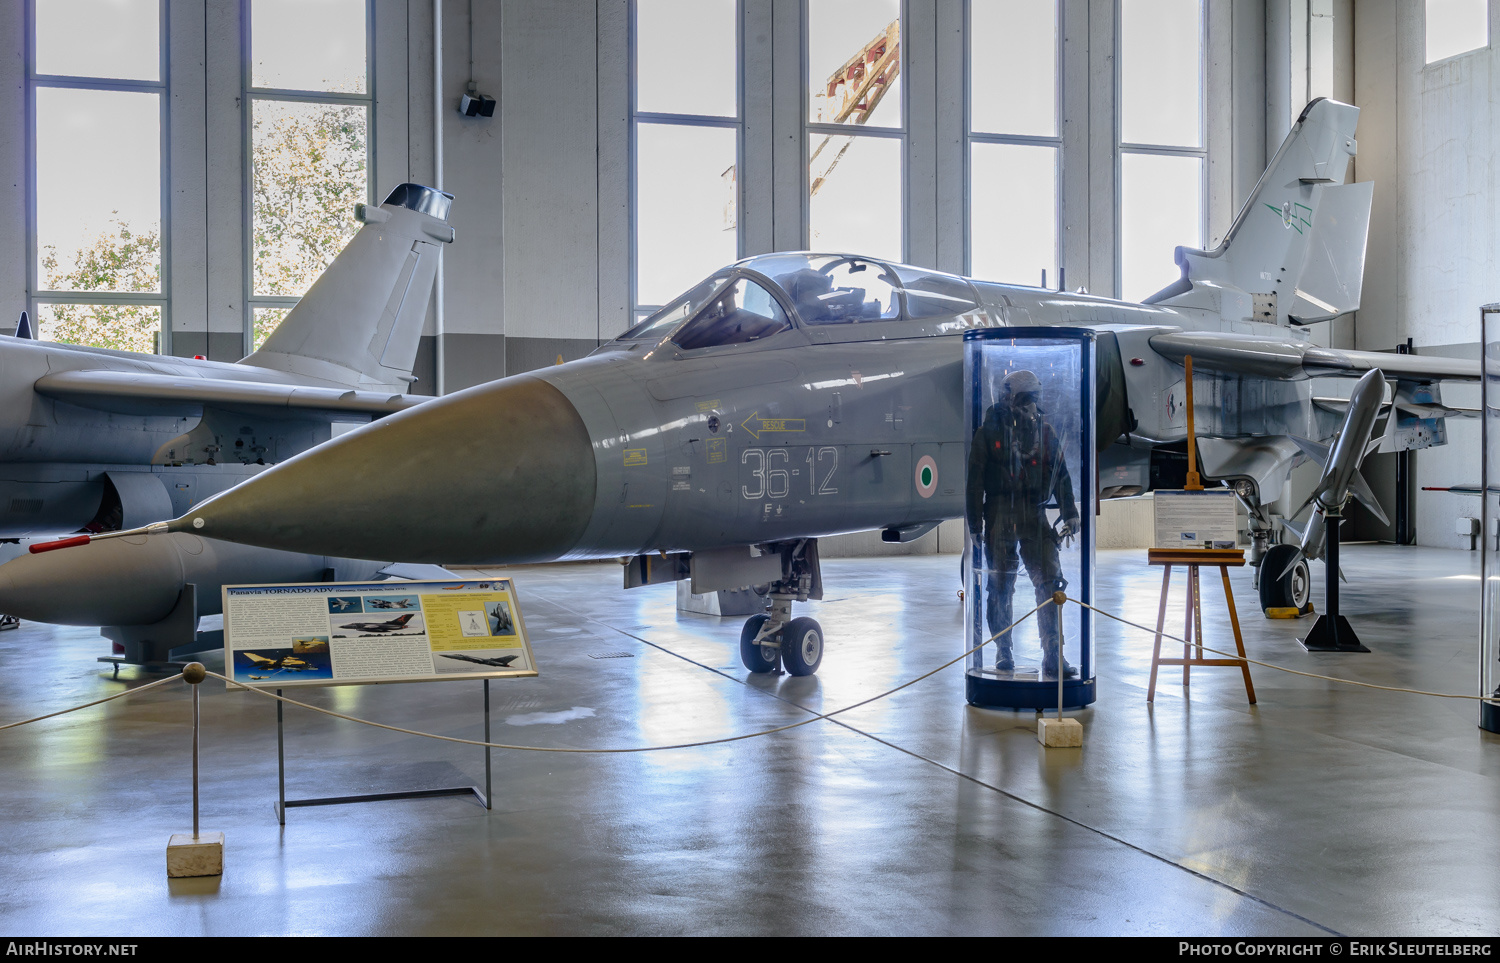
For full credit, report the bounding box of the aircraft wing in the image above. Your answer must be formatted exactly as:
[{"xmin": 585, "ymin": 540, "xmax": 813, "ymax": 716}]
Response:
[
  {"xmin": 1148, "ymin": 331, "xmax": 1478, "ymax": 382},
  {"xmin": 33, "ymin": 370, "xmax": 426, "ymax": 418}
]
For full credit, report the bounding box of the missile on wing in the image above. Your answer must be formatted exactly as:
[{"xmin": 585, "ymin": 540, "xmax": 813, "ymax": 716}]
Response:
[{"xmin": 1281, "ymin": 367, "xmax": 1389, "ymax": 569}]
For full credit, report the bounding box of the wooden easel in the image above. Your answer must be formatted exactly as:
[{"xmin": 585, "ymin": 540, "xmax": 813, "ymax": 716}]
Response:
[
  {"xmin": 1146, "ymin": 548, "xmax": 1256, "ymax": 704},
  {"xmin": 1146, "ymin": 353, "xmax": 1255, "ymax": 704}
]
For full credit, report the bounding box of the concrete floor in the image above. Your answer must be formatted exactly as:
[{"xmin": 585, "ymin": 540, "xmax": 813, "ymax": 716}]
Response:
[{"xmin": 0, "ymin": 545, "xmax": 1496, "ymax": 936}]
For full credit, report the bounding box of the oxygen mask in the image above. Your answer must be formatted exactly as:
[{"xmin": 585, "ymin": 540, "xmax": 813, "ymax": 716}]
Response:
[{"xmin": 1011, "ymin": 390, "xmax": 1040, "ymax": 423}]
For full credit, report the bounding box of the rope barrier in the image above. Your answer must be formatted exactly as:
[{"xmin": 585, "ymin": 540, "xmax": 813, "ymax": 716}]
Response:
[
  {"xmin": 2, "ymin": 593, "xmax": 1496, "ymax": 747},
  {"xmin": 202, "ymin": 600, "xmax": 1053, "ymax": 753},
  {"xmin": 0, "ymin": 673, "xmax": 181, "ymax": 731},
  {"xmin": 1070, "ymin": 598, "xmax": 1500, "ymax": 705}
]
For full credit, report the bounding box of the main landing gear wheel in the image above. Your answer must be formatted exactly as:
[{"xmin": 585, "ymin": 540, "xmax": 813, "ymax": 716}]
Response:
[
  {"xmin": 780, "ymin": 617, "xmax": 824, "ymax": 676},
  {"xmin": 1259, "ymin": 543, "xmax": 1310, "ymax": 613},
  {"xmin": 739, "ymin": 614, "xmax": 779, "ymax": 673}
]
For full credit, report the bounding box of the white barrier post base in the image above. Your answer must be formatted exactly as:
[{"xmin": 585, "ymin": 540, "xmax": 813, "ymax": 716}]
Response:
[
  {"xmin": 1037, "ymin": 717, "xmax": 1083, "ymax": 748},
  {"xmin": 167, "ymin": 832, "xmax": 224, "ymax": 878}
]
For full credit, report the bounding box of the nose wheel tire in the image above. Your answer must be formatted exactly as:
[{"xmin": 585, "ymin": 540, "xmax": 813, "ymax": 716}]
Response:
[
  {"xmin": 739, "ymin": 614, "xmax": 779, "ymax": 673},
  {"xmin": 780, "ymin": 617, "xmax": 824, "ymax": 676},
  {"xmin": 1259, "ymin": 543, "xmax": 1311, "ymax": 612}
]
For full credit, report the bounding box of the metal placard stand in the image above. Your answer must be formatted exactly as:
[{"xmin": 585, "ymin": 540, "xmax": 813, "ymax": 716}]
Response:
[{"xmin": 273, "ymin": 680, "xmax": 493, "ymax": 823}]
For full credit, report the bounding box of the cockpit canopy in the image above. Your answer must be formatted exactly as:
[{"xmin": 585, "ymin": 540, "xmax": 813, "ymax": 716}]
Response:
[{"xmin": 618, "ymin": 253, "xmax": 982, "ymax": 349}]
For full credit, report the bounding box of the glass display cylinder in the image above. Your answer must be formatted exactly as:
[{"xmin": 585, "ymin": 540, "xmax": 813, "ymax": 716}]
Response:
[
  {"xmin": 1479, "ymin": 306, "xmax": 1500, "ymax": 733},
  {"xmin": 963, "ymin": 328, "xmax": 1096, "ymax": 710}
]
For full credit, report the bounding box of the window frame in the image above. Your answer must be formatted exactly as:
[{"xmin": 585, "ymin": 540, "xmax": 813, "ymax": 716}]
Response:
[
  {"xmin": 240, "ymin": 0, "xmax": 375, "ymax": 356},
  {"xmin": 962, "ymin": 0, "xmax": 1064, "ymax": 285},
  {"xmin": 802, "ymin": 0, "xmax": 908, "ymax": 263},
  {"xmin": 1113, "ymin": 0, "xmax": 1208, "ymax": 302},
  {"xmin": 25, "ymin": 0, "xmax": 172, "ymax": 353},
  {"xmin": 628, "ymin": 0, "xmax": 745, "ymax": 320},
  {"xmin": 1425, "ymin": 0, "xmax": 1491, "ymax": 65}
]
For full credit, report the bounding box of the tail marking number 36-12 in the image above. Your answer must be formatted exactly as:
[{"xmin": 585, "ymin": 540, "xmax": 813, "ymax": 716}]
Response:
[{"xmin": 741, "ymin": 446, "xmax": 838, "ymax": 499}]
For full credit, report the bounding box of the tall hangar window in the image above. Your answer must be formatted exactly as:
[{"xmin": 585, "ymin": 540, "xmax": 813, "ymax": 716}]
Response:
[
  {"xmin": 1426, "ymin": 0, "xmax": 1489, "ymax": 63},
  {"xmin": 246, "ymin": 0, "xmax": 372, "ymax": 350},
  {"xmin": 968, "ymin": 0, "xmax": 1060, "ymax": 286},
  {"xmin": 29, "ymin": 0, "xmax": 167, "ymax": 353},
  {"xmin": 806, "ymin": 0, "xmax": 904, "ymax": 263},
  {"xmin": 1117, "ymin": 0, "xmax": 1205, "ymax": 302},
  {"xmin": 632, "ymin": 0, "xmax": 741, "ymax": 319}
]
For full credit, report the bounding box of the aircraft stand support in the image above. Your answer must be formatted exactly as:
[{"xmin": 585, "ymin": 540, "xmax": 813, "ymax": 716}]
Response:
[
  {"xmin": 1298, "ymin": 511, "xmax": 1368, "ymax": 652},
  {"xmin": 273, "ymin": 680, "xmax": 493, "ymax": 824}
]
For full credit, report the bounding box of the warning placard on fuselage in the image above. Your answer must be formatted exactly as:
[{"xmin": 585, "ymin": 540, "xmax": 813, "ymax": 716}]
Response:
[
  {"xmin": 222, "ymin": 578, "xmax": 537, "ymax": 688},
  {"xmin": 1152, "ymin": 489, "xmax": 1242, "ymax": 550}
]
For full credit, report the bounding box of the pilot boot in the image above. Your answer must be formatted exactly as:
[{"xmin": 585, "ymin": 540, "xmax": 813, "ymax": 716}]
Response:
[
  {"xmin": 995, "ymin": 646, "xmax": 1015, "ymax": 673},
  {"xmin": 1040, "ymin": 646, "xmax": 1078, "ymax": 680}
]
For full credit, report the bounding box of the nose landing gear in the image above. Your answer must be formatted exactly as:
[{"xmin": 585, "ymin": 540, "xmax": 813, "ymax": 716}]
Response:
[
  {"xmin": 736, "ymin": 539, "xmax": 824, "ymax": 676},
  {"xmin": 738, "ymin": 596, "xmax": 825, "ymax": 676}
]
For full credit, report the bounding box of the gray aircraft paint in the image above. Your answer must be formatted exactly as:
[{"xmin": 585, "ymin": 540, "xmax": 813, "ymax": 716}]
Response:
[
  {"xmin": 0, "ymin": 185, "xmax": 449, "ymax": 538},
  {"xmin": 0, "ymin": 185, "xmax": 452, "ymax": 651},
  {"xmin": 163, "ymin": 102, "xmax": 1473, "ymax": 582}
]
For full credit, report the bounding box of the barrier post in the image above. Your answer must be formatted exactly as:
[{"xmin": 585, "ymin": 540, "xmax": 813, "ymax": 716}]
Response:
[{"xmin": 167, "ymin": 662, "xmax": 223, "ymax": 877}]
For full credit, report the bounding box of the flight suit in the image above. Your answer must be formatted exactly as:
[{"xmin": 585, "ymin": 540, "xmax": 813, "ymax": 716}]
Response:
[{"xmin": 966, "ymin": 401, "xmax": 1079, "ymax": 671}]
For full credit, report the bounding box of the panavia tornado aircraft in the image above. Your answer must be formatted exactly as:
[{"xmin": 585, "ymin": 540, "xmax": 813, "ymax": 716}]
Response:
[
  {"xmin": 239, "ymin": 651, "xmax": 310, "ymax": 675},
  {"xmin": 95, "ymin": 99, "xmax": 1477, "ymax": 678},
  {"xmin": 440, "ymin": 652, "xmax": 519, "ymax": 668},
  {"xmin": 367, "ymin": 597, "xmax": 417, "ymax": 609},
  {"xmin": 339, "ymin": 613, "xmax": 419, "ymax": 634},
  {"xmin": 0, "ymin": 183, "xmax": 454, "ymax": 666}
]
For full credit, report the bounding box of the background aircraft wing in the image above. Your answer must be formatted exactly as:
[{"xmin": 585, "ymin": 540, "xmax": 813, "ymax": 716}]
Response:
[
  {"xmin": 33, "ymin": 370, "xmax": 426, "ymax": 419},
  {"xmin": 1148, "ymin": 331, "xmax": 1478, "ymax": 382}
]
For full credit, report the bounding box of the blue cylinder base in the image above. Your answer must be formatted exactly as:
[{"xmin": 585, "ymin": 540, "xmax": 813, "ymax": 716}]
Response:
[
  {"xmin": 1482, "ymin": 699, "xmax": 1499, "ymax": 735},
  {"xmin": 966, "ymin": 672, "xmax": 1096, "ymax": 710}
]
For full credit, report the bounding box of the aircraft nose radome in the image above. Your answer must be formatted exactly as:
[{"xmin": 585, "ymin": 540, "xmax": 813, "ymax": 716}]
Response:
[
  {"xmin": 179, "ymin": 375, "xmax": 598, "ymax": 565},
  {"xmin": 0, "ymin": 534, "xmax": 182, "ymax": 625}
]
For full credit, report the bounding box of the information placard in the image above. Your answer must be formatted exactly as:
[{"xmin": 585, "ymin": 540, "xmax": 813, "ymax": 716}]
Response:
[
  {"xmin": 1153, "ymin": 489, "xmax": 1241, "ymax": 549},
  {"xmin": 222, "ymin": 578, "xmax": 538, "ymax": 688}
]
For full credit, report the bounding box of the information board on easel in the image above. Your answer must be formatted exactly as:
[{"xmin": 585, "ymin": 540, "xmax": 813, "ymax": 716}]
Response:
[
  {"xmin": 1153, "ymin": 490, "xmax": 1240, "ymax": 549},
  {"xmin": 222, "ymin": 577, "xmax": 539, "ymax": 688}
]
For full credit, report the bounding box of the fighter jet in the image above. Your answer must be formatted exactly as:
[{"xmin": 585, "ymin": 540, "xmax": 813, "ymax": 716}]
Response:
[
  {"xmin": 88, "ymin": 100, "xmax": 1479, "ymax": 677},
  {"xmin": 0, "ymin": 183, "xmax": 454, "ymax": 665},
  {"xmin": 328, "ymin": 597, "xmax": 360, "ymax": 612},
  {"xmin": 339, "ymin": 613, "xmax": 419, "ymax": 634},
  {"xmin": 439, "ymin": 652, "xmax": 519, "ymax": 668},
  {"xmin": 367, "ymin": 597, "xmax": 416, "ymax": 609},
  {"xmin": 239, "ymin": 651, "xmax": 309, "ymax": 674}
]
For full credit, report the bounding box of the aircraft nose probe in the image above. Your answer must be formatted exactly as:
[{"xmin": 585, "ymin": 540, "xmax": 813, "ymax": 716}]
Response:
[{"xmin": 28, "ymin": 522, "xmax": 173, "ymax": 554}]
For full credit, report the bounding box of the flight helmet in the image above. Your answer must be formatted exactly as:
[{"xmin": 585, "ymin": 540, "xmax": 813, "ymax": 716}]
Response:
[{"xmin": 1002, "ymin": 369, "xmax": 1043, "ymax": 412}]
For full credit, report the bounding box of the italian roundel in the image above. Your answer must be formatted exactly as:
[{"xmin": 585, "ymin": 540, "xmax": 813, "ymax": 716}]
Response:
[{"xmin": 915, "ymin": 455, "xmax": 938, "ymax": 499}]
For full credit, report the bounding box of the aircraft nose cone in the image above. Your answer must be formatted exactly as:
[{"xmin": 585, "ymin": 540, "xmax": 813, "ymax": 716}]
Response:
[
  {"xmin": 178, "ymin": 375, "xmax": 597, "ymax": 564},
  {"xmin": 0, "ymin": 534, "xmax": 183, "ymax": 625}
]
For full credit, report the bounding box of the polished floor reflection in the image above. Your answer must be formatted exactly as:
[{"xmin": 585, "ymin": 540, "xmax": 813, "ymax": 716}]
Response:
[{"xmin": 0, "ymin": 545, "xmax": 1495, "ymax": 936}]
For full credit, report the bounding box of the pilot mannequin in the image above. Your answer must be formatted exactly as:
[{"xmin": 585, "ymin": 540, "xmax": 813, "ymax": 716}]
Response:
[{"xmin": 965, "ymin": 369, "xmax": 1080, "ymax": 678}]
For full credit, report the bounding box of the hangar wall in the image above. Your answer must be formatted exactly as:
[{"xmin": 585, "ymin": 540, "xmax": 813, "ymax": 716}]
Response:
[
  {"xmin": 430, "ymin": 0, "xmax": 1277, "ymax": 392},
  {"xmin": 1353, "ymin": 0, "xmax": 1490, "ymax": 550},
  {"xmin": 0, "ymin": 0, "xmax": 1293, "ymax": 391}
]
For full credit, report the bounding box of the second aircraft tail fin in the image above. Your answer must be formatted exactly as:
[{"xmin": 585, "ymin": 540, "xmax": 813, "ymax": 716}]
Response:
[
  {"xmin": 240, "ymin": 183, "xmax": 454, "ymax": 392},
  {"xmin": 1148, "ymin": 98, "xmax": 1371, "ymax": 327}
]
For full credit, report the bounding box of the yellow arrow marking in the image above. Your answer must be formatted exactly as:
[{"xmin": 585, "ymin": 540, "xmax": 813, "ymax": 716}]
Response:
[{"xmin": 739, "ymin": 411, "xmax": 807, "ymax": 439}]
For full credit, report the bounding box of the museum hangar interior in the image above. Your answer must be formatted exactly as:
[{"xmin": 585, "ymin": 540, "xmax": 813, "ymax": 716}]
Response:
[{"xmin": 1, "ymin": 0, "xmax": 1499, "ymax": 938}]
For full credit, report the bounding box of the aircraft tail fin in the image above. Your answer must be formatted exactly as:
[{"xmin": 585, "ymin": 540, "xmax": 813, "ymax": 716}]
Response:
[
  {"xmin": 240, "ymin": 183, "xmax": 454, "ymax": 392},
  {"xmin": 1148, "ymin": 98, "xmax": 1371, "ymax": 326},
  {"xmin": 15, "ymin": 311, "xmax": 34, "ymax": 340}
]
